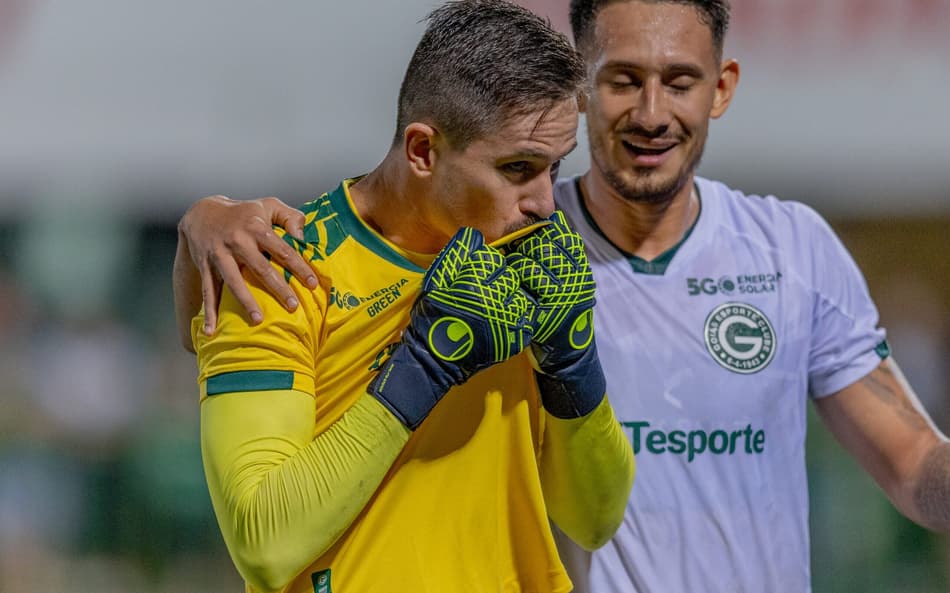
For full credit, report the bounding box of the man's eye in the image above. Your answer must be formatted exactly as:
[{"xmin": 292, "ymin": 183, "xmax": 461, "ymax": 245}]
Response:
[
  {"xmin": 550, "ymin": 160, "xmax": 562, "ymax": 183},
  {"xmin": 503, "ymin": 162, "xmax": 532, "ymax": 175},
  {"xmin": 608, "ymin": 76, "xmax": 638, "ymax": 89},
  {"xmin": 667, "ymin": 76, "xmax": 696, "ymax": 92}
]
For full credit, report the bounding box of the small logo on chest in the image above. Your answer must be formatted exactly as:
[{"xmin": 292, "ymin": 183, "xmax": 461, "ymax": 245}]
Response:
[
  {"xmin": 704, "ymin": 302, "xmax": 776, "ymax": 374},
  {"xmin": 329, "ymin": 278, "xmax": 410, "ymax": 318},
  {"xmin": 687, "ymin": 272, "xmax": 782, "ymax": 296}
]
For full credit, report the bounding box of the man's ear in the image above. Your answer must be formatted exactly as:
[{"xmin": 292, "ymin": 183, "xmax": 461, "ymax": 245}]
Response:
[
  {"xmin": 711, "ymin": 58, "xmax": 740, "ymax": 120},
  {"xmin": 404, "ymin": 122, "xmax": 440, "ymax": 178}
]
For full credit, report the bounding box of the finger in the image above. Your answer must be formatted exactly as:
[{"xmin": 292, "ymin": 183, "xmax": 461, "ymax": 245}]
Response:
[
  {"xmin": 515, "ymin": 231, "xmax": 582, "ymax": 278},
  {"xmin": 198, "ymin": 260, "xmax": 221, "ymax": 335},
  {"xmin": 260, "ymin": 228, "xmax": 317, "ymax": 290},
  {"xmin": 211, "ymin": 251, "xmax": 265, "ymax": 325},
  {"xmin": 547, "ymin": 209, "xmax": 569, "ymax": 228},
  {"xmin": 507, "ymin": 289, "xmax": 535, "ymax": 353},
  {"xmin": 238, "ymin": 247, "xmax": 300, "ymax": 312},
  {"xmin": 424, "ymin": 227, "xmax": 483, "ymax": 292},
  {"xmin": 533, "ymin": 215, "xmax": 576, "ymax": 248},
  {"xmin": 467, "ymin": 244, "xmax": 508, "ymax": 285},
  {"xmin": 506, "ymin": 252, "xmax": 554, "ymax": 299},
  {"xmin": 270, "ymin": 200, "xmax": 307, "ymax": 242}
]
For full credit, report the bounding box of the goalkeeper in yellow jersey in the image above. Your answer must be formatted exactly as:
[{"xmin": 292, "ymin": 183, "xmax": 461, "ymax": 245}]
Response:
[{"xmin": 173, "ymin": 1, "xmax": 634, "ymax": 592}]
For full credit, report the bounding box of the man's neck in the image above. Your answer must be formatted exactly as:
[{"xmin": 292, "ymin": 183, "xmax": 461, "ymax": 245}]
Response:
[
  {"xmin": 579, "ymin": 170, "xmax": 698, "ymax": 261},
  {"xmin": 348, "ymin": 155, "xmax": 445, "ymax": 254}
]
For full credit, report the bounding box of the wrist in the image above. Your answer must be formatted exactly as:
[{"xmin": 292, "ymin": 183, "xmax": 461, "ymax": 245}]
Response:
[
  {"xmin": 534, "ymin": 343, "xmax": 606, "ymax": 419},
  {"xmin": 367, "ymin": 340, "xmax": 454, "ymax": 430}
]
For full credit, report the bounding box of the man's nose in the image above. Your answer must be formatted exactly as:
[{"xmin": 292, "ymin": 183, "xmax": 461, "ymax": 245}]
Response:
[{"xmin": 630, "ymin": 78, "xmax": 671, "ymax": 136}]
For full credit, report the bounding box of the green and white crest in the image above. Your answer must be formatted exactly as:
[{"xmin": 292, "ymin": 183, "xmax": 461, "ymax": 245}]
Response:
[{"xmin": 704, "ymin": 302, "xmax": 776, "ymax": 374}]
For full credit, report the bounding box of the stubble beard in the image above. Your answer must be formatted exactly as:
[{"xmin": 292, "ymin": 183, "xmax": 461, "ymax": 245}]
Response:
[
  {"xmin": 592, "ymin": 128, "xmax": 708, "ymax": 206},
  {"xmin": 503, "ymin": 214, "xmax": 543, "ymax": 237}
]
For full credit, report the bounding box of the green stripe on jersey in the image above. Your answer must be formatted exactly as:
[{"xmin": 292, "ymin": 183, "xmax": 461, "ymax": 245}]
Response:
[{"xmin": 206, "ymin": 370, "xmax": 295, "ymax": 395}]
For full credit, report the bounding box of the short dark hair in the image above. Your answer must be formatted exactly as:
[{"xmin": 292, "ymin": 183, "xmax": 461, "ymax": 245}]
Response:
[
  {"xmin": 570, "ymin": 0, "xmax": 730, "ymax": 60},
  {"xmin": 394, "ymin": 0, "xmax": 586, "ymax": 149}
]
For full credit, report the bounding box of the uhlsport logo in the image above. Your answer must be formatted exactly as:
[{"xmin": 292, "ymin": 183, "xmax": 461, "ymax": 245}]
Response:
[
  {"xmin": 427, "ymin": 316, "xmax": 474, "ymax": 361},
  {"xmin": 569, "ymin": 309, "xmax": 595, "ymax": 350},
  {"xmin": 704, "ymin": 302, "xmax": 776, "ymax": 374}
]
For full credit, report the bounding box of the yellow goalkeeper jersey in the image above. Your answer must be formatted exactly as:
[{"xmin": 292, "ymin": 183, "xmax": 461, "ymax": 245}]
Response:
[{"xmin": 195, "ymin": 179, "xmax": 571, "ymax": 593}]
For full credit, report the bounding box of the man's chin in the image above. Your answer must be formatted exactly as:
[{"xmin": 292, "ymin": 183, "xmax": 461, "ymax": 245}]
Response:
[{"xmin": 607, "ymin": 170, "xmax": 684, "ymax": 205}]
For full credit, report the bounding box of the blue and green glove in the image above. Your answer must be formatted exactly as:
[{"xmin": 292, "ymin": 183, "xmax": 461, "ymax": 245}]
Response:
[
  {"xmin": 368, "ymin": 227, "xmax": 534, "ymax": 429},
  {"xmin": 507, "ymin": 211, "xmax": 606, "ymax": 418}
]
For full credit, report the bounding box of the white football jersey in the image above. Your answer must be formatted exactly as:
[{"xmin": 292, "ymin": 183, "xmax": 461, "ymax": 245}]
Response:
[{"xmin": 555, "ymin": 176, "xmax": 888, "ymax": 593}]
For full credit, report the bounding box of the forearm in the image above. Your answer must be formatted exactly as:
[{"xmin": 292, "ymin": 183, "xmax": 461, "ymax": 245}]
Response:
[
  {"xmin": 173, "ymin": 229, "xmax": 203, "ymax": 352},
  {"xmin": 540, "ymin": 396, "xmax": 635, "ymax": 550},
  {"xmin": 817, "ymin": 359, "xmax": 950, "ymax": 532},
  {"xmin": 908, "ymin": 441, "xmax": 950, "ymax": 532},
  {"xmin": 202, "ymin": 390, "xmax": 410, "ymax": 591}
]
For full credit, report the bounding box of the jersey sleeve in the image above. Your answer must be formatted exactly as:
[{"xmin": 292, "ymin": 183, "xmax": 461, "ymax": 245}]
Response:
[
  {"xmin": 799, "ymin": 205, "xmax": 888, "ymax": 398},
  {"xmin": 540, "ymin": 396, "xmax": 635, "ymax": 551},
  {"xmin": 192, "ymin": 261, "xmax": 412, "ymax": 590},
  {"xmin": 200, "ymin": 388, "xmax": 409, "ymax": 591},
  {"xmin": 193, "ymin": 265, "xmax": 323, "ymax": 399}
]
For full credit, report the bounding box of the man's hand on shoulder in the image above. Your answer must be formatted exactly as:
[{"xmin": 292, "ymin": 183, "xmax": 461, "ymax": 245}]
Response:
[{"xmin": 178, "ymin": 195, "xmax": 316, "ymax": 334}]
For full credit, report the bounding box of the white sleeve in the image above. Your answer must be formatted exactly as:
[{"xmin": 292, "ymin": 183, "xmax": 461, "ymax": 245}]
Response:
[{"xmin": 800, "ymin": 205, "xmax": 888, "ymax": 398}]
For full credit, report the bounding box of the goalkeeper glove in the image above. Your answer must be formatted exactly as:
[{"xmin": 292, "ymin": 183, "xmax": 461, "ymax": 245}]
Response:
[
  {"xmin": 507, "ymin": 211, "xmax": 606, "ymax": 418},
  {"xmin": 368, "ymin": 227, "xmax": 534, "ymax": 429}
]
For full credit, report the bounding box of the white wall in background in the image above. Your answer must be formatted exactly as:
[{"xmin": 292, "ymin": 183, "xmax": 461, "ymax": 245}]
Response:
[{"xmin": 0, "ymin": 0, "xmax": 947, "ymax": 217}]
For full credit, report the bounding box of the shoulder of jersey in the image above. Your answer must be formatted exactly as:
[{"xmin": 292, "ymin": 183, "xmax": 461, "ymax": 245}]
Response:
[
  {"xmin": 267, "ymin": 192, "xmax": 352, "ymax": 282},
  {"xmin": 697, "ymin": 176, "xmax": 832, "ymax": 248}
]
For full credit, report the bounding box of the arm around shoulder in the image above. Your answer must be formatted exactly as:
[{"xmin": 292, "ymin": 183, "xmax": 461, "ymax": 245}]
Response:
[{"xmin": 173, "ymin": 227, "xmax": 203, "ymax": 352}]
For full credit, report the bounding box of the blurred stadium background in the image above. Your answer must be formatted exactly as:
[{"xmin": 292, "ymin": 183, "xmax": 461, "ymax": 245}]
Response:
[{"xmin": 0, "ymin": 1, "xmax": 946, "ymax": 591}]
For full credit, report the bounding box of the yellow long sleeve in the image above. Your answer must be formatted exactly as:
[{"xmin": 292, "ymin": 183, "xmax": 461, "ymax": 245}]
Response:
[
  {"xmin": 200, "ymin": 389, "xmax": 409, "ymax": 592},
  {"xmin": 540, "ymin": 396, "xmax": 635, "ymax": 551}
]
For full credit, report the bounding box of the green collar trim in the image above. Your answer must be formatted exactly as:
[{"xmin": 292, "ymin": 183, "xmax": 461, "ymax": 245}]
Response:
[
  {"xmin": 327, "ymin": 180, "xmax": 426, "ymax": 274},
  {"xmin": 575, "ymin": 178, "xmax": 702, "ymax": 276}
]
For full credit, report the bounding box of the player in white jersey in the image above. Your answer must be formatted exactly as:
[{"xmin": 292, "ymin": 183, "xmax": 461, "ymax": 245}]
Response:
[
  {"xmin": 552, "ymin": 175, "xmax": 892, "ymax": 591},
  {"xmin": 174, "ymin": 0, "xmax": 950, "ymax": 591}
]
